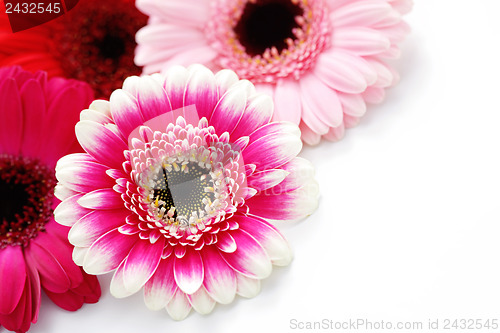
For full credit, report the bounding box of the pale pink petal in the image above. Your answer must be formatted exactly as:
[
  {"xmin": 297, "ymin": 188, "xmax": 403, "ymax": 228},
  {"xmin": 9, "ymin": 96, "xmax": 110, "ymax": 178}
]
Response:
[
  {"xmin": 363, "ymin": 86, "xmax": 386, "ymax": 104},
  {"xmin": 314, "ymin": 52, "xmax": 368, "ymax": 94},
  {"xmin": 333, "ymin": 27, "xmax": 391, "ymax": 56},
  {"xmin": 137, "ymin": 0, "xmax": 209, "ymax": 28},
  {"xmin": 331, "ymin": 1, "xmax": 393, "ymax": 27},
  {"xmin": 299, "ymin": 74, "xmax": 342, "ymax": 134},
  {"xmin": 299, "ymin": 122, "xmax": 322, "ymax": 146},
  {"xmin": 323, "ymin": 123, "xmax": 346, "ymax": 142},
  {"xmin": 273, "ymin": 79, "xmax": 301, "ymax": 124},
  {"xmin": 338, "ymin": 92, "xmax": 367, "ymax": 117}
]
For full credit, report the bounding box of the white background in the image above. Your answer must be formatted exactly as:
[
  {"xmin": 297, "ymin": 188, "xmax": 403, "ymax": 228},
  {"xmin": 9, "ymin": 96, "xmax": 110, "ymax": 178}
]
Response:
[{"xmin": 23, "ymin": 1, "xmax": 500, "ymax": 332}]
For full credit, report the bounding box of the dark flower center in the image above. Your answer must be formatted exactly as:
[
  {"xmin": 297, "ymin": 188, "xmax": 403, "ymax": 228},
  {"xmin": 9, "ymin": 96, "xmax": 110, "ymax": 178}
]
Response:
[
  {"xmin": 51, "ymin": 0, "xmax": 147, "ymax": 98},
  {"xmin": 234, "ymin": 0, "xmax": 303, "ymax": 56},
  {"xmin": 0, "ymin": 155, "xmax": 56, "ymax": 248},
  {"xmin": 152, "ymin": 163, "xmax": 215, "ymax": 220},
  {"xmin": 96, "ymin": 34, "xmax": 127, "ymax": 60}
]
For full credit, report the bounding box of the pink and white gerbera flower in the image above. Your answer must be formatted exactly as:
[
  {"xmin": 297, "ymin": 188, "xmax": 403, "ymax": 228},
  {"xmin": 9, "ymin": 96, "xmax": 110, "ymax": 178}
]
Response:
[
  {"xmin": 0, "ymin": 66, "xmax": 101, "ymax": 333},
  {"xmin": 54, "ymin": 64, "xmax": 318, "ymax": 320},
  {"xmin": 134, "ymin": 0, "xmax": 412, "ymax": 145}
]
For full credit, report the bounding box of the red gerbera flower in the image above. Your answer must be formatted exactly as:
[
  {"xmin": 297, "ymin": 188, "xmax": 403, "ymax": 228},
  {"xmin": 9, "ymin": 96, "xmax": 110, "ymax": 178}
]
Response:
[{"xmin": 0, "ymin": 0, "xmax": 147, "ymax": 98}]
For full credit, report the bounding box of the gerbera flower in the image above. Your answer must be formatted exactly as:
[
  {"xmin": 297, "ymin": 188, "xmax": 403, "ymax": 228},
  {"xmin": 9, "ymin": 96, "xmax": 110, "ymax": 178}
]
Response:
[
  {"xmin": 0, "ymin": 0, "xmax": 147, "ymax": 98},
  {"xmin": 134, "ymin": 0, "xmax": 412, "ymax": 145},
  {"xmin": 0, "ymin": 66, "xmax": 101, "ymax": 333},
  {"xmin": 54, "ymin": 64, "xmax": 318, "ymax": 320}
]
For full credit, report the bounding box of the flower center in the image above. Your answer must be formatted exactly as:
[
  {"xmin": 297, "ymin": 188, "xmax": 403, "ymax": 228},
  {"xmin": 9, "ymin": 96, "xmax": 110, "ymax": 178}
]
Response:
[
  {"xmin": 139, "ymin": 145, "xmax": 231, "ymax": 232},
  {"xmin": 50, "ymin": 0, "xmax": 147, "ymax": 98},
  {"xmin": 207, "ymin": 0, "xmax": 331, "ymax": 83},
  {"xmin": 234, "ymin": 0, "xmax": 303, "ymax": 56},
  {"xmin": 0, "ymin": 155, "xmax": 56, "ymax": 248}
]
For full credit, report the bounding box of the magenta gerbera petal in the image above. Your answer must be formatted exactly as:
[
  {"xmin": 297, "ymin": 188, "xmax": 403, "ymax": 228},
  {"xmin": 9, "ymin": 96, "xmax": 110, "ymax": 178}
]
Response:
[
  {"xmin": 135, "ymin": 0, "xmax": 412, "ymax": 145},
  {"xmin": 55, "ymin": 64, "xmax": 318, "ymax": 319},
  {"xmin": 0, "ymin": 67, "xmax": 101, "ymax": 333}
]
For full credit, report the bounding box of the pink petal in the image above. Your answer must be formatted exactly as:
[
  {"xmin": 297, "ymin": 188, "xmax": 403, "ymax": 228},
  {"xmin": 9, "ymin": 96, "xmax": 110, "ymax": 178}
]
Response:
[
  {"xmin": 215, "ymin": 69, "xmax": 239, "ymax": 97},
  {"xmin": 137, "ymin": 76, "xmax": 172, "ymax": 123},
  {"xmin": 201, "ymin": 246, "xmax": 236, "ymax": 304},
  {"xmin": 0, "ymin": 276, "xmax": 31, "ymax": 332},
  {"xmin": 209, "ymin": 80, "xmax": 250, "ymax": 136},
  {"xmin": 331, "ymin": 1, "xmax": 392, "ymax": 27},
  {"xmin": 220, "ymin": 229, "xmax": 272, "ymax": 279},
  {"xmin": 68, "ymin": 209, "xmax": 129, "ymax": 247},
  {"xmin": 77, "ymin": 189, "xmax": 124, "ymax": 210},
  {"xmin": 247, "ymin": 169, "xmax": 289, "ymax": 193},
  {"xmin": 230, "ymin": 93, "xmax": 274, "ymax": 141},
  {"xmin": 144, "ymin": 258, "xmax": 177, "ymax": 310},
  {"xmin": 299, "ymin": 74, "xmax": 342, "ymax": 134},
  {"xmin": 19, "ymin": 79, "xmax": 45, "ymax": 158},
  {"xmin": 0, "ymin": 78, "xmax": 22, "ymax": 155},
  {"xmin": 26, "ymin": 242, "xmax": 70, "ymax": 293},
  {"xmin": 278, "ymin": 157, "xmax": 316, "ymax": 193},
  {"xmin": 174, "ymin": 249, "xmax": 203, "ymax": 295},
  {"xmin": 314, "ymin": 52, "xmax": 368, "ymax": 94},
  {"xmin": 83, "ymin": 229, "xmax": 137, "ymax": 274},
  {"xmin": 54, "ymin": 194, "xmax": 91, "ymax": 227},
  {"xmin": 109, "ymin": 89, "xmax": 144, "ymax": 139},
  {"xmin": 299, "ymin": 122, "xmax": 322, "ymax": 146},
  {"xmin": 120, "ymin": 238, "xmax": 165, "ymax": 295},
  {"xmin": 183, "ymin": 64, "xmax": 219, "ymax": 120},
  {"xmin": 44, "ymin": 289, "xmax": 84, "ymax": 312},
  {"xmin": 35, "ymin": 225, "xmax": 84, "ymax": 289},
  {"xmin": 245, "ymin": 182, "xmax": 318, "ymax": 220},
  {"xmin": 234, "ymin": 215, "xmax": 292, "ymax": 266},
  {"xmin": 333, "ymin": 27, "xmax": 391, "ymax": 56},
  {"xmin": 56, "ymin": 155, "xmax": 115, "ymax": 193},
  {"xmin": 273, "ymin": 79, "xmax": 301, "ymax": 124},
  {"xmin": 215, "ymin": 232, "xmax": 237, "ymax": 253},
  {"xmin": 162, "ymin": 65, "xmax": 189, "ymax": 111},
  {"xmin": 338, "ymin": 92, "xmax": 367, "ymax": 117},
  {"xmin": 75, "ymin": 120, "xmax": 128, "ymax": 169},
  {"xmin": 243, "ymin": 122, "xmax": 301, "ymax": 171},
  {"xmin": 0, "ymin": 246, "xmax": 26, "ymax": 315}
]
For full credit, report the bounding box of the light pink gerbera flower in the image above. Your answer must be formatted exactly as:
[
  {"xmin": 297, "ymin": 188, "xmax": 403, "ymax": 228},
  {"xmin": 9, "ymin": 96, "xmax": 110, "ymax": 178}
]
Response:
[
  {"xmin": 0, "ymin": 66, "xmax": 101, "ymax": 333},
  {"xmin": 134, "ymin": 0, "xmax": 412, "ymax": 145},
  {"xmin": 54, "ymin": 64, "xmax": 318, "ymax": 319}
]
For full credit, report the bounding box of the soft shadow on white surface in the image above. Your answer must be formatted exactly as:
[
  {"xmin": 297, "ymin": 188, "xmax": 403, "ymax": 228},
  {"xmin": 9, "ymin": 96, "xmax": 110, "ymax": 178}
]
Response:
[{"xmin": 18, "ymin": 1, "xmax": 500, "ymax": 332}]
